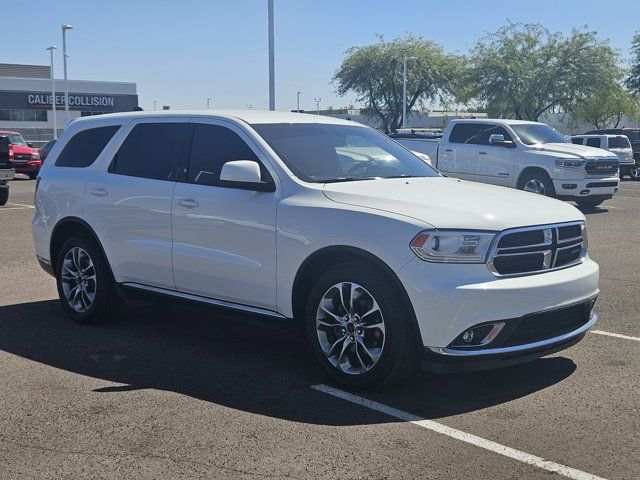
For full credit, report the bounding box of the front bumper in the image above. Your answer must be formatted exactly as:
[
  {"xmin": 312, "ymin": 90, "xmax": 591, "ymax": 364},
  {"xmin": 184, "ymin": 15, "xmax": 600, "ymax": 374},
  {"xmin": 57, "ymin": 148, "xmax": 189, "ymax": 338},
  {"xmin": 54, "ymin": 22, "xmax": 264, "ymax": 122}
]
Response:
[
  {"xmin": 0, "ymin": 168, "xmax": 15, "ymax": 182},
  {"xmin": 398, "ymin": 256, "xmax": 599, "ymax": 350},
  {"xmin": 13, "ymin": 160, "xmax": 42, "ymax": 173},
  {"xmin": 552, "ymin": 176, "xmax": 618, "ymax": 199}
]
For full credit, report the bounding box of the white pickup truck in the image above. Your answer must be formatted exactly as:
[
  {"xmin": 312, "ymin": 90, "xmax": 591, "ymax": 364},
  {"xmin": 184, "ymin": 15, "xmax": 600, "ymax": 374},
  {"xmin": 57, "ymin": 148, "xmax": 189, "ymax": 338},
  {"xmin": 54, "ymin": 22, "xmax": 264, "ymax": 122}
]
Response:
[{"xmin": 393, "ymin": 119, "xmax": 620, "ymax": 208}]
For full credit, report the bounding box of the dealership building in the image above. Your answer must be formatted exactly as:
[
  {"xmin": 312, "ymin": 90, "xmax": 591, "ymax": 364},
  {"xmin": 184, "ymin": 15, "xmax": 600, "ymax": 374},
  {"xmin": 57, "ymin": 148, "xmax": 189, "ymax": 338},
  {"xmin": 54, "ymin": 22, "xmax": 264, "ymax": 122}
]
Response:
[{"xmin": 0, "ymin": 63, "xmax": 138, "ymax": 146}]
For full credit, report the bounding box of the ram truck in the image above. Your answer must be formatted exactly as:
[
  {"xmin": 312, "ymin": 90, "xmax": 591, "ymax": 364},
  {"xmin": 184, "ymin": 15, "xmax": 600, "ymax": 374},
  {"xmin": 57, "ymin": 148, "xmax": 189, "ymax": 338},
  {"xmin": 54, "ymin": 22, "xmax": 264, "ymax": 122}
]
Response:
[
  {"xmin": 0, "ymin": 131, "xmax": 41, "ymax": 179},
  {"xmin": 0, "ymin": 135, "xmax": 15, "ymax": 206},
  {"xmin": 395, "ymin": 119, "xmax": 620, "ymax": 209}
]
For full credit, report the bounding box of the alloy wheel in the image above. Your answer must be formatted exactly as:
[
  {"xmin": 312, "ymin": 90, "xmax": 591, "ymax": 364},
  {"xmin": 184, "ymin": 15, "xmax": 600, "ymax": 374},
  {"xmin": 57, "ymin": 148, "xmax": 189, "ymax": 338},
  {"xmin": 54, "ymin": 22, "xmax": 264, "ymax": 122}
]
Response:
[
  {"xmin": 630, "ymin": 164, "xmax": 640, "ymax": 180},
  {"xmin": 315, "ymin": 282, "xmax": 385, "ymax": 375},
  {"xmin": 61, "ymin": 247, "xmax": 97, "ymax": 313},
  {"xmin": 523, "ymin": 179, "xmax": 546, "ymax": 195}
]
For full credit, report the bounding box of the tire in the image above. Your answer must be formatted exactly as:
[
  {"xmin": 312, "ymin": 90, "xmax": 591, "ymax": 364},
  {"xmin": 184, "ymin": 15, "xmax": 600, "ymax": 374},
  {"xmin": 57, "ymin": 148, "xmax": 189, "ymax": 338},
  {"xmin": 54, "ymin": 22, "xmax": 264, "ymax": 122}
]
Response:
[
  {"xmin": 630, "ymin": 163, "xmax": 640, "ymax": 181},
  {"xmin": 576, "ymin": 198, "xmax": 604, "ymax": 209},
  {"xmin": 28, "ymin": 171, "xmax": 38, "ymax": 180},
  {"xmin": 0, "ymin": 187, "xmax": 7, "ymax": 206},
  {"xmin": 55, "ymin": 235, "xmax": 123, "ymax": 325},
  {"xmin": 518, "ymin": 171, "xmax": 556, "ymax": 197},
  {"xmin": 304, "ymin": 262, "xmax": 418, "ymax": 390}
]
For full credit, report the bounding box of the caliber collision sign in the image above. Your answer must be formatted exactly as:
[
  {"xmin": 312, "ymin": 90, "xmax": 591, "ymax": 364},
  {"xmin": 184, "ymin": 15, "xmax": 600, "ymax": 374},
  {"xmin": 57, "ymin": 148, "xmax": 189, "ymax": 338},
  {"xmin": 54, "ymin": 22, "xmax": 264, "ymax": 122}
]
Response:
[{"xmin": 27, "ymin": 93, "xmax": 116, "ymax": 110}]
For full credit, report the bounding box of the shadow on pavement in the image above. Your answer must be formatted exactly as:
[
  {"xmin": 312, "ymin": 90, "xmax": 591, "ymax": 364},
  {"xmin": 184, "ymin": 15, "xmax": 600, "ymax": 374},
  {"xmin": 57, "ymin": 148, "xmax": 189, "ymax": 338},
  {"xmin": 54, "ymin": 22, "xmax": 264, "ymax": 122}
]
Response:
[{"xmin": 0, "ymin": 299, "xmax": 577, "ymax": 425}]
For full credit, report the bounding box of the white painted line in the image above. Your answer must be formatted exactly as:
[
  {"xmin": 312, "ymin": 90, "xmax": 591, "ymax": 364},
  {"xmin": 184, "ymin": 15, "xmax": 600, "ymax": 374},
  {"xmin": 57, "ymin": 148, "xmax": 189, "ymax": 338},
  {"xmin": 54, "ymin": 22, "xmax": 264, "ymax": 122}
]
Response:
[
  {"xmin": 6, "ymin": 202, "xmax": 34, "ymax": 208},
  {"xmin": 0, "ymin": 206, "xmax": 33, "ymax": 211},
  {"xmin": 591, "ymin": 330, "xmax": 640, "ymax": 342},
  {"xmin": 311, "ymin": 384, "xmax": 607, "ymax": 480}
]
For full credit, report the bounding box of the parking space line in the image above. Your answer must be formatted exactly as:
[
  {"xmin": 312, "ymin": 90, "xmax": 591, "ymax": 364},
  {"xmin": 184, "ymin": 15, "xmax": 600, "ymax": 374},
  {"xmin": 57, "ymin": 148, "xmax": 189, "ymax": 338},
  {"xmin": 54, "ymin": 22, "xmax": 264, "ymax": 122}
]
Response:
[
  {"xmin": 591, "ymin": 330, "xmax": 640, "ymax": 342},
  {"xmin": 311, "ymin": 384, "xmax": 607, "ymax": 480},
  {"xmin": 6, "ymin": 202, "xmax": 35, "ymax": 208},
  {"xmin": 0, "ymin": 206, "xmax": 33, "ymax": 211}
]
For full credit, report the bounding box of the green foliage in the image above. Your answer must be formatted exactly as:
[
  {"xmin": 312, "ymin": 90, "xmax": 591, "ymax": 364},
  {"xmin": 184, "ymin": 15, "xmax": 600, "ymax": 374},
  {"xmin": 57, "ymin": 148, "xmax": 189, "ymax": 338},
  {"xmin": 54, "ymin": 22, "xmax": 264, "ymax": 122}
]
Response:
[
  {"xmin": 625, "ymin": 32, "xmax": 640, "ymax": 95},
  {"xmin": 466, "ymin": 22, "xmax": 622, "ymax": 121},
  {"xmin": 573, "ymin": 83, "xmax": 639, "ymax": 129},
  {"xmin": 333, "ymin": 34, "xmax": 463, "ymax": 132}
]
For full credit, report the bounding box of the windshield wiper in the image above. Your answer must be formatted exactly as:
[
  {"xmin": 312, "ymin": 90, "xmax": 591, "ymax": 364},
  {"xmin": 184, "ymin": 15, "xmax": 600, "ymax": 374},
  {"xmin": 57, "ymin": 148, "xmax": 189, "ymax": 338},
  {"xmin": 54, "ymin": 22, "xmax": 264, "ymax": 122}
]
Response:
[{"xmin": 318, "ymin": 176, "xmax": 378, "ymax": 183}]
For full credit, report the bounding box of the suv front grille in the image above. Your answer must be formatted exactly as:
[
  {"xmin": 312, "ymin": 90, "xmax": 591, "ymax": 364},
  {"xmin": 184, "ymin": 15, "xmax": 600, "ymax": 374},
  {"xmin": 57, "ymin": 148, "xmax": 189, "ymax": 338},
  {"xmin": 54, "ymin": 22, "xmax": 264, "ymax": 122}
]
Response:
[
  {"xmin": 585, "ymin": 160, "xmax": 618, "ymax": 176},
  {"xmin": 488, "ymin": 222, "xmax": 586, "ymax": 276}
]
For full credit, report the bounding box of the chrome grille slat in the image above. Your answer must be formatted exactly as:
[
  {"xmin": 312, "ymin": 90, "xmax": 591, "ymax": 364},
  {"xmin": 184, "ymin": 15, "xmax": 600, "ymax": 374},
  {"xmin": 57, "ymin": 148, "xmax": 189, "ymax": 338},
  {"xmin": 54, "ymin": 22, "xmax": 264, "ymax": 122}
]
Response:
[{"xmin": 487, "ymin": 221, "xmax": 587, "ymax": 277}]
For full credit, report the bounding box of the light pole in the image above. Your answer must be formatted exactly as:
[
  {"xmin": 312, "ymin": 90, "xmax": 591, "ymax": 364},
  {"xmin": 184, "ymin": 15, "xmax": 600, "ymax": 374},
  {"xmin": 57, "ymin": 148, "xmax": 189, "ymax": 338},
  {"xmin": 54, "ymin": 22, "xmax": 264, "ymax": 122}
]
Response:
[
  {"xmin": 314, "ymin": 97, "xmax": 321, "ymax": 115},
  {"xmin": 46, "ymin": 46, "xmax": 58, "ymax": 139},
  {"xmin": 296, "ymin": 91, "xmax": 301, "ymax": 112},
  {"xmin": 402, "ymin": 56, "xmax": 417, "ymax": 129},
  {"xmin": 153, "ymin": 100, "xmax": 158, "ymax": 111},
  {"xmin": 62, "ymin": 24, "xmax": 74, "ymax": 124},
  {"xmin": 268, "ymin": 0, "xmax": 275, "ymax": 110},
  {"xmin": 206, "ymin": 97, "xmax": 213, "ymax": 109}
]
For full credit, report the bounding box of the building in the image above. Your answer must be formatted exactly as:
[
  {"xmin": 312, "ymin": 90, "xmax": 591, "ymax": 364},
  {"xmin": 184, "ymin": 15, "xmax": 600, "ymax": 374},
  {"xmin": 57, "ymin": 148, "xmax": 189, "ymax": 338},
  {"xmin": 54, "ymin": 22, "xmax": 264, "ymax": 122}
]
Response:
[{"xmin": 0, "ymin": 63, "xmax": 138, "ymax": 146}]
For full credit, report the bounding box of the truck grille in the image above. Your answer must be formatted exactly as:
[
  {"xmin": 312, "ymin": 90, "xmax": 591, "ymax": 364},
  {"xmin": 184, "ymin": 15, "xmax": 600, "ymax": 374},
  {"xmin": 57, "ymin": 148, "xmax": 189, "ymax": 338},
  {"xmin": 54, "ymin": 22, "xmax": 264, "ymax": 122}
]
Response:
[
  {"xmin": 488, "ymin": 222, "xmax": 586, "ymax": 276},
  {"xmin": 13, "ymin": 153, "xmax": 31, "ymax": 161},
  {"xmin": 585, "ymin": 160, "xmax": 618, "ymax": 176}
]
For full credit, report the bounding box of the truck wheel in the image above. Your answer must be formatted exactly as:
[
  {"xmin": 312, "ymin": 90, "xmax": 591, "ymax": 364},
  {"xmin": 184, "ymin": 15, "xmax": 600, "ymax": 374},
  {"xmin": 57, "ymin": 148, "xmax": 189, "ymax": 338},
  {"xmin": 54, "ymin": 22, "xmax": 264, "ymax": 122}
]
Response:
[
  {"xmin": 0, "ymin": 187, "xmax": 8, "ymax": 206},
  {"xmin": 630, "ymin": 164, "xmax": 640, "ymax": 181},
  {"xmin": 304, "ymin": 262, "xmax": 418, "ymax": 390},
  {"xmin": 518, "ymin": 171, "xmax": 556, "ymax": 197},
  {"xmin": 55, "ymin": 235, "xmax": 123, "ymax": 325},
  {"xmin": 28, "ymin": 171, "xmax": 38, "ymax": 180},
  {"xmin": 576, "ymin": 198, "xmax": 604, "ymax": 209}
]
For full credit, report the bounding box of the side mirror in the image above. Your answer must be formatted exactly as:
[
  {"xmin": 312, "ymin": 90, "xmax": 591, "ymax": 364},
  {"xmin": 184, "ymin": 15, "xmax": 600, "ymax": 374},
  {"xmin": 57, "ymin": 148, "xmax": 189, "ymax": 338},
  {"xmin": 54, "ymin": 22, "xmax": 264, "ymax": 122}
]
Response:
[
  {"xmin": 219, "ymin": 160, "xmax": 275, "ymax": 192},
  {"xmin": 489, "ymin": 134, "xmax": 515, "ymax": 148},
  {"xmin": 27, "ymin": 142, "xmax": 34, "ymax": 148}
]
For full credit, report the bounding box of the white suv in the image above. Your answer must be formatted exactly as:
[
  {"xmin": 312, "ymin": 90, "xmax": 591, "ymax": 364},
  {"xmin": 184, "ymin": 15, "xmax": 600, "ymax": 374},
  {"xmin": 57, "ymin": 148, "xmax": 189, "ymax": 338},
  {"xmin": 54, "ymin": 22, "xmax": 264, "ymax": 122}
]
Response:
[{"xmin": 33, "ymin": 111, "xmax": 600, "ymax": 389}]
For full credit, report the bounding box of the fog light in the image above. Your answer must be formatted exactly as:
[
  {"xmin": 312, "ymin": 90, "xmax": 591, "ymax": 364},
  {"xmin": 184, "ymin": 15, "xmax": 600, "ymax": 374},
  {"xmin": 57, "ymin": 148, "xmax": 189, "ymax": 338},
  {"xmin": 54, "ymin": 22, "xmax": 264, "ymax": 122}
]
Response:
[
  {"xmin": 562, "ymin": 184, "xmax": 577, "ymax": 189},
  {"xmin": 462, "ymin": 330, "xmax": 474, "ymax": 343}
]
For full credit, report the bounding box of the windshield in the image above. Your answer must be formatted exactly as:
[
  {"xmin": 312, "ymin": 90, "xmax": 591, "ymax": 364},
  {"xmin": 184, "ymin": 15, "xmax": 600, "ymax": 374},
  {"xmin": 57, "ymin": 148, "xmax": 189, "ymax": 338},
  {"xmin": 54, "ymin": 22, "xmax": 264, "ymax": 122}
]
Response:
[
  {"xmin": 509, "ymin": 124, "xmax": 568, "ymax": 145},
  {"xmin": 608, "ymin": 137, "xmax": 631, "ymax": 149},
  {"xmin": 4, "ymin": 134, "xmax": 27, "ymax": 145},
  {"xmin": 253, "ymin": 123, "xmax": 440, "ymax": 183}
]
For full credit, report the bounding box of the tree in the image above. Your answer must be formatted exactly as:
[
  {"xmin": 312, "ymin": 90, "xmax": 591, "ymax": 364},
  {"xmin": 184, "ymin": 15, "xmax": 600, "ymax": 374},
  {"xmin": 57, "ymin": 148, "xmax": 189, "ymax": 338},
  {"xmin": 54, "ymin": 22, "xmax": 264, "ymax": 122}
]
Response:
[
  {"xmin": 573, "ymin": 83, "xmax": 639, "ymax": 129},
  {"xmin": 466, "ymin": 22, "xmax": 622, "ymax": 121},
  {"xmin": 625, "ymin": 32, "xmax": 640, "ymax": 95},
  {"xmin": 334, "ymin": 35, "xmax": 463, "ymax": 132}
]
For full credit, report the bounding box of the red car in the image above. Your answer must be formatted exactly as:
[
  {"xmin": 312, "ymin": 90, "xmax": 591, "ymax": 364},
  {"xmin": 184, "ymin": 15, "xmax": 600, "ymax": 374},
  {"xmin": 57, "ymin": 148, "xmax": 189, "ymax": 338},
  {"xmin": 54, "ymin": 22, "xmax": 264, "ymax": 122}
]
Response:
[{"xmin": 0, "ymin": 131, "xmax": 41, "ymax": 179}]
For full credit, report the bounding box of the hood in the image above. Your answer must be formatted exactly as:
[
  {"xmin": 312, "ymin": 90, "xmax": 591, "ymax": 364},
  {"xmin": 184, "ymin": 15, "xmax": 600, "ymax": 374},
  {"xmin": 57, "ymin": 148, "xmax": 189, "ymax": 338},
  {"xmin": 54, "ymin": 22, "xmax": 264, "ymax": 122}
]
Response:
[
  {"xmin": 533, "ymin": 142, "xmax": 617, "ymax": 159},
  {"xmin": 9, "ymin": 144, "xmax": 37, "ymax": 154},
  {"xmin": 322, "ymin": 177, "xmax": 584, "ymax": 231}
]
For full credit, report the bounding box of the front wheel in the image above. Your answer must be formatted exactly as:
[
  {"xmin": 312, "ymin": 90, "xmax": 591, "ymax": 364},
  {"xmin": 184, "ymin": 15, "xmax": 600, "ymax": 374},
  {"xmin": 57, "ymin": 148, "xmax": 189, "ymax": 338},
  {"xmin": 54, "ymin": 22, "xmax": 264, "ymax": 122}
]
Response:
[
  {"xmin": 304, "ymin": 262, "xmax": 418, "ymax": 390},
  {"xmin": 630, "ymin": 163, "xmax": 640, "ymax": 181},
  {"xmin": 518, "ymin": 171, "xmax": 556, "ymax": 197},
  {"xmin": 576, "ymin": 198, "xmax": 604, "ymax": 209},
  {"xmin": 0, "ymin": 187, "xmax": 8, "ymax": 206},
  {"xmin": 28, "ymin": 171, "xmax": 38, "ymax": 180}
]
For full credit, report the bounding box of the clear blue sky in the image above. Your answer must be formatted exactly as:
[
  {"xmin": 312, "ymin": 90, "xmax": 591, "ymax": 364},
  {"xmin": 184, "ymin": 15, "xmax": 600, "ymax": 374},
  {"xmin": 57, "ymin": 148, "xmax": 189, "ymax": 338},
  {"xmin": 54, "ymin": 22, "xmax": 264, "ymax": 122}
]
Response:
[{"xmin": 5, "ymin": 0, "xmax": 640, "ymax": 111}]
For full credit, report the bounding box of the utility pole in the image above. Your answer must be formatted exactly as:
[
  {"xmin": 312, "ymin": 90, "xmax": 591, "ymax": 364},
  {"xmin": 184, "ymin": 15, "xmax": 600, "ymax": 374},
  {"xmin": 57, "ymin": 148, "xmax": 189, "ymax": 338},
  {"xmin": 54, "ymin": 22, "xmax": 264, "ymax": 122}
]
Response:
[
  {"xmin": 62, "ymin": 24, "xmax": 74, "ymax": 123},
  {"xmin": 402, "ymin": 56, "xmax": 417, "ymax": 129},
  {"xmin": 46, "ymin": 46, "xmax": 58, "ymax": 139},
  {"xmin": 297, "ymin": 91, "xmax": 301, "ymax": 112},
  {"xmin": 314, "ymin": 97, "xmax": 321, "ymax": 115},
  {"xmin": 268, "ymin": 0, "xmax": 275, "ymax": 110}
]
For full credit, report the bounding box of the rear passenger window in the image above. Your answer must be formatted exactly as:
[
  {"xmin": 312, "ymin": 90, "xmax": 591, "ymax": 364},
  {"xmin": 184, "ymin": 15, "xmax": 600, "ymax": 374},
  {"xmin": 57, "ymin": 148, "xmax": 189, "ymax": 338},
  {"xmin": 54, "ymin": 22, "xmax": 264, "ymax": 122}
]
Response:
[
  {"xmin": 586, "ymin": 138, "xmax": 601, "ymax": 148},
  {"xmin": 187, "ymin": 123, "xmax": 267, "ymax": 186},
  {"xmin": 55, "ymin": 126, "xmax": 119, "ymax": 167},
  {"xmin": 571, "ymin": 138, "xmax": 584, "ymax": 145},
  {"xmin": 110, "ymin": 123, "xmax": 190, "ymax": 181},
  {"xmin": 448, "ymin": 124, "xmax": 485, "ymax": 144}
]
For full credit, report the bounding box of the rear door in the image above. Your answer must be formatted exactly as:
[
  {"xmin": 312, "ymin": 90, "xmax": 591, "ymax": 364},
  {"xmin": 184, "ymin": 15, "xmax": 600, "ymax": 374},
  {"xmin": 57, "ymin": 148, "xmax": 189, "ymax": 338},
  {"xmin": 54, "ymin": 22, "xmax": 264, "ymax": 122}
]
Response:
[
  {"xmin": 437, "ymin": 123, "xmax": 482, "ymax": 180},
  {"xmin": 85, "ymin": 118, "xmax": 191, "ymax": 290},
  {"xmin": 475, "ymin": 125, "xmax": 517, "ymax": 187}
]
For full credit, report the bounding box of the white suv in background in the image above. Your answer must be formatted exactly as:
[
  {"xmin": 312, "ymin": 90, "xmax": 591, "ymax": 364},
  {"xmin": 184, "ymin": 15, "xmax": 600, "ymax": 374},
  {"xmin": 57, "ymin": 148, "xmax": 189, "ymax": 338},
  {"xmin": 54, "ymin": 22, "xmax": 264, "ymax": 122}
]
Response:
[
  {"xmin": 33, "ymin": 111, "xmax": 599, "ymax": 389},
  {"xmin": 571, "ymin": 134, "xmax": 635, "ymax": 179}
]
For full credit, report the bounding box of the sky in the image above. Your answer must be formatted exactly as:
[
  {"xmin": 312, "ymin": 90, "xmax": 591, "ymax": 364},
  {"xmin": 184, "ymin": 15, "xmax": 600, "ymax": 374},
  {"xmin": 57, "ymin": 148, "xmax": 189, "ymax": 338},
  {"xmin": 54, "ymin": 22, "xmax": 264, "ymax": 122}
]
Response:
[{"xmin": 5, "ymin": 0, "xmax": 640, "ymax": 112}]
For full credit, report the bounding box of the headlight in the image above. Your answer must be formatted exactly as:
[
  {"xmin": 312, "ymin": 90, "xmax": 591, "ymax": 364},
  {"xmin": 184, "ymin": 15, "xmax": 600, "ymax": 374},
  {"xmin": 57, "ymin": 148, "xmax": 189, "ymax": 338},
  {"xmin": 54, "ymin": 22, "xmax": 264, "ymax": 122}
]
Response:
[
  {"xmin": 410, "ymin": 230, "xmax": 495, "ymax": 263},
  {"xmin": 32, "ymin": 153, "xmax": 41, "ymax": 160},
  {"xmin": 555, "ymin": 159, "xmax": 586, "ymax": 169}
]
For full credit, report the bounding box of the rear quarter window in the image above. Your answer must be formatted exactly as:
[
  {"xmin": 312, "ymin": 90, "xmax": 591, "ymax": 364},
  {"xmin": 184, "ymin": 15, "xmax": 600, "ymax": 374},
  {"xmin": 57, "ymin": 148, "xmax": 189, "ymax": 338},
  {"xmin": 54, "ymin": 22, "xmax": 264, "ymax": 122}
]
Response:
[
  {"xmin": 55, "ymin": 126, "xmax": 120, "ymax": 167},
  {"xmin": 608, "ymin": 137, "xmax": 631, "ymax": 149}
]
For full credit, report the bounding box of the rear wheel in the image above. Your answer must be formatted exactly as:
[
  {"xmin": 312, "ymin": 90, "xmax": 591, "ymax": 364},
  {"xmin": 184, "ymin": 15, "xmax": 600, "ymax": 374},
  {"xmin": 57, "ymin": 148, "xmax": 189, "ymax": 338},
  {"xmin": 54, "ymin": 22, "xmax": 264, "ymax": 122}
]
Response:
[
  {"xmin": 630, "ymin": 163, "xmax": 640, "ymax": 181},
  {"xmin": 28, "ymin": 171, "xmax": 38, "ymax": 180},
  {"xmin": 0, "ymin": 187, "xmax": 8, "ymax": 206},
  {"xmin": 55, "ymin": 235, "xmax": 123, "ymax": 325},
  {"xmin": 576, "ymin": 198, "xmax": 604, "ymax": 209},
  {"xmin": 304, "ymin": 262, "xmax": 418, "ymax": 390},
  {"xmin": 518, "ymin": 171, "xmax": 556, "ymax": 197}
]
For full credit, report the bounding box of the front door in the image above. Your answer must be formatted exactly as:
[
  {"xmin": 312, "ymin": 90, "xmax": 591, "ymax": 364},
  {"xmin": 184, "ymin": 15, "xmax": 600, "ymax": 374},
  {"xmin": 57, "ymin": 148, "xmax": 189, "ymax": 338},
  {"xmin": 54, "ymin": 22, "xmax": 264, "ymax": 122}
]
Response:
[
  {"xmin": 171, "ymin": 119, "xmax": 280, "ymax": 311},
  {"xmin": 475, "ymin": 125, "xmax": 517, "ymax": 187}
]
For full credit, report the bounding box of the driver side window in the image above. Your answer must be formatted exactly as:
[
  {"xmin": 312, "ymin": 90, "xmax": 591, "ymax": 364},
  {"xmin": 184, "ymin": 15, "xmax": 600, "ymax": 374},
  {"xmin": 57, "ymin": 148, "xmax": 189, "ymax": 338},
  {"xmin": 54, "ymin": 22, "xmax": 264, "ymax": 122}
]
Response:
[{"xmin": 476, "ymin": 125, "xmax": 513, "ymax": 145}]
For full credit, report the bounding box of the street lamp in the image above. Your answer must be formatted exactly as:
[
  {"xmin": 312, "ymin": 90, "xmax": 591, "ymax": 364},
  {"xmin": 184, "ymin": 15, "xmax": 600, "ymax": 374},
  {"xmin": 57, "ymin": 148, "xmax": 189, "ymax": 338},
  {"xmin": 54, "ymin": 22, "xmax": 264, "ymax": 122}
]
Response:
[
  {"xmin": 62, "ymin": 24, "xmax": 74, "ymax": 124},
  {"xmin": 153, "ymin": 100, "xmax": 158, "ymax": 111},
  {"xmin": 402, "ymin": 56, "xmax": 417, "ymax": 129},
  {"xmin": 46, "ymin": 46, "xmax": 58, "ymax": 139},
  {"xmin": 314, "ymin": 97, "xmax": 321, "ymax": 115},
  {"xmin": 296, "ymin": 91, "xmax": 301, "ymax": 112},
  {"xmin": 268, "ymin": 0, "xmax": 275, "ymax": 110},
  {"xmin": 206, "ymin": 97, "xmax": 213, "ymax": 109}
]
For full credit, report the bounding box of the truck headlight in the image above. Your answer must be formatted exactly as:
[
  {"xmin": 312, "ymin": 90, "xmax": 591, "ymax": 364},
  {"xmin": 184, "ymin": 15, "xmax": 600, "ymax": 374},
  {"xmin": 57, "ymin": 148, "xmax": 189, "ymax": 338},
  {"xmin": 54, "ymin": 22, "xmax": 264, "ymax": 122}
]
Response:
[
  {"xmin": 410, "ymin": 230, "xmax": 495, "ymax": 263},
  {"xmin": 555, "ymin": 159, "xmax": 586, "ymax": 169}
]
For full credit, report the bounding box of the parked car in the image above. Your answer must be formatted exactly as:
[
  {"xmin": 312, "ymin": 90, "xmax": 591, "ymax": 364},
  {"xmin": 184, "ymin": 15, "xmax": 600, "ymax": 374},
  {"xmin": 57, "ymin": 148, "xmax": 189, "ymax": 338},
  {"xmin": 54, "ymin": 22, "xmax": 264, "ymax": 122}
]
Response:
[
  {"xmin": 0, "ymin": 131, "xmax": 41, "ymax": 179},
  {"xmin": 33, "ymin": 111, "xmax": 599, "ymax": 389},
  {"xmin": 571, "ymin": 134, "xmax": 634, "ymax": 179},
  {"xmin": 0, "ymin": 135, "xmax": 15, "ymax": 206},
  {"xmin": 38, "ymin": 140, "xmax": 57, "ymax": 164},
  {"xmin": 393, "ymin": 119, "xmax": 620, "ymax": 209},
  {"xmin": 584, "ymin": 128, "xmax": 640, "ymax": 180}
]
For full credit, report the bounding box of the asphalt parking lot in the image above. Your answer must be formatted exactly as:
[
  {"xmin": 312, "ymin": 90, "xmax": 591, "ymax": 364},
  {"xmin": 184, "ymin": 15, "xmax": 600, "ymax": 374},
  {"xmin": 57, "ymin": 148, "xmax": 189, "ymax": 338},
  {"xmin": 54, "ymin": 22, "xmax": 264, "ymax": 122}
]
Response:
[{"xmin": 0, "ymin": 176, "xmax": 638, "ymax": 480}]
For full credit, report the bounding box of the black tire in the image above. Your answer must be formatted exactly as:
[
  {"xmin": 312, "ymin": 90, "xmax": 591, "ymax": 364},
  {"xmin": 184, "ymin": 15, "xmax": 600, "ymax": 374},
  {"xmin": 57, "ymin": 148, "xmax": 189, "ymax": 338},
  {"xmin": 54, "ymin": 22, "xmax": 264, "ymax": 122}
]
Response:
[
  {"xmin": 28, "ymin": 171, "xmax": 38, "ymax": 180},
  {"xmin": 0, "ymin": 187, "xmax": 8, "ymax": 206},
  {"xmin": 55, "ymin": 235, "xmax": 123, "ymax": 325},
  {"xmin": 517, "ymin": 170, "xmax": 556, "ymax": 197},
  {"xmin": 576, "ymin": 198, "xmax": 604, "ymax": 209},
  {"xmin": 630, "ymin": 163, "xmax": 640, "ymax": 181},
  {"xmin": 304, "ymin": 262, "xmax": 418, "ymax": 390}
]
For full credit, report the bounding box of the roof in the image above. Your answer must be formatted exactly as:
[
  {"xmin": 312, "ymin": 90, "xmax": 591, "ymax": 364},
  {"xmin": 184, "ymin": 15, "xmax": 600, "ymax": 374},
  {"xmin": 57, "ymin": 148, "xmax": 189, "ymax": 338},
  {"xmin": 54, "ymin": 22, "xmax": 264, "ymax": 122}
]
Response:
[
  {"xmin": 572, "ymin": 134, "xmax": 625, "ymax": 138},
  {"xmin": 448, "ymin": 118, "xmax": 542, "ymax": 126},
  {"xmin": 0, "ymin": 130, "xmax": 21, "ymax": 135},
  {"xmin": 72, "ymin": 109, "xmax": 364, "ymax": 127}
]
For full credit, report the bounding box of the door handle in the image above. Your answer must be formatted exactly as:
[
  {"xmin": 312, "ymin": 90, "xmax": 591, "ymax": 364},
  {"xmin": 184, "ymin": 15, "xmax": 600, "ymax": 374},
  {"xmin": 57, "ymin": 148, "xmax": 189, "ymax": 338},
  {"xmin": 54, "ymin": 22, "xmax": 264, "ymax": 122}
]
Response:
[
  {"xmin": 89, "ymin": 187, "xmax": 109, "ymax": 197},
  {"xmin": 444, "ymin": 149, "xmax": 453, "ymax": 152},
  {"xmin": 478, "ymin": 151, "xmax": 488, "ymax": 155},
  {"xmin": 176, "ymin": 198, "xmax": 199, "ymax": 208}
]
